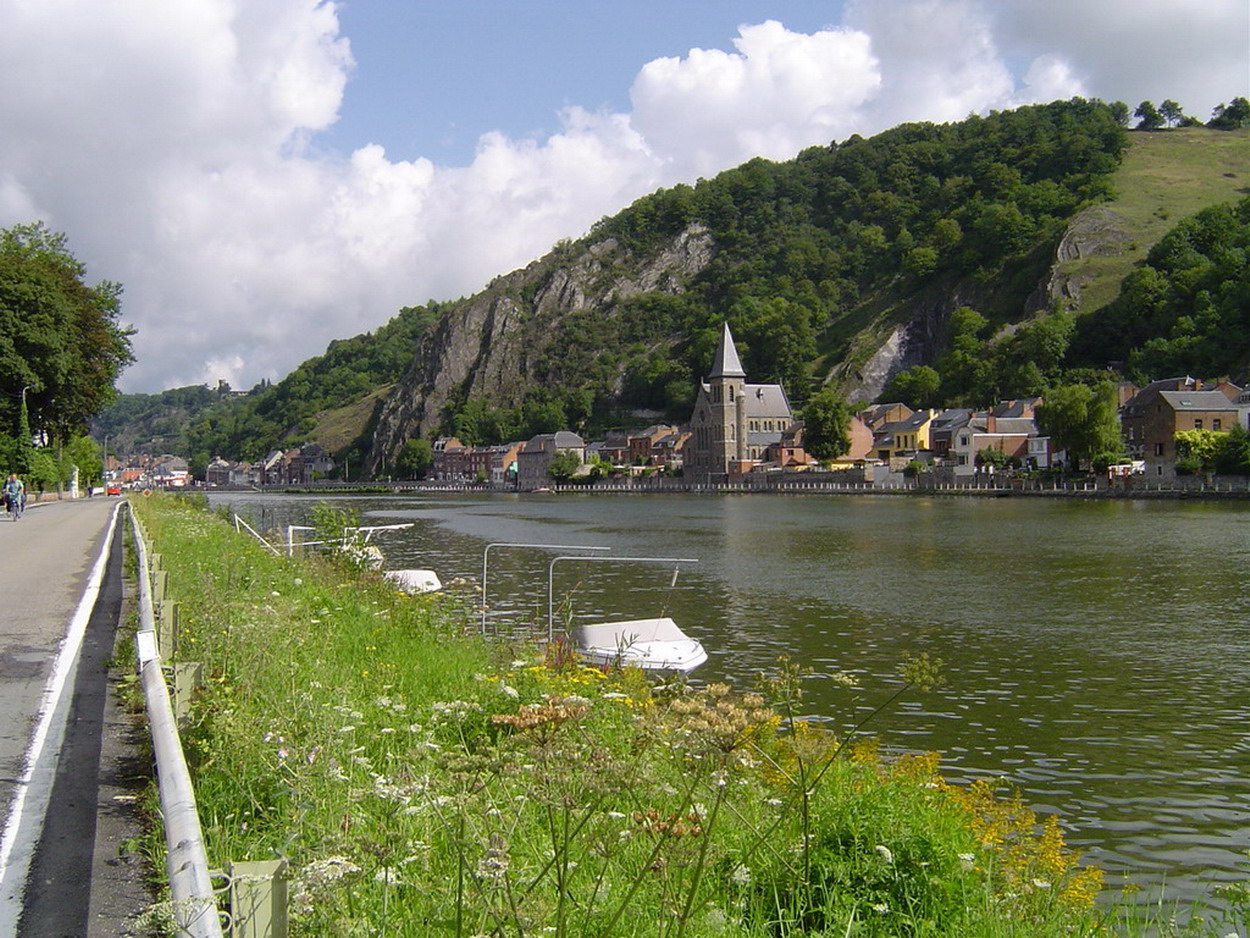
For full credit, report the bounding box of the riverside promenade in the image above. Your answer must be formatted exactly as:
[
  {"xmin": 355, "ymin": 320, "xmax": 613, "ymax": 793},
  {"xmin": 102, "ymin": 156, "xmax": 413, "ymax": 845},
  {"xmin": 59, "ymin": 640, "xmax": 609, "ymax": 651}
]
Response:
[{"xmin": 0, "ymin": 497, "xmax": 150, "ymax": 937}]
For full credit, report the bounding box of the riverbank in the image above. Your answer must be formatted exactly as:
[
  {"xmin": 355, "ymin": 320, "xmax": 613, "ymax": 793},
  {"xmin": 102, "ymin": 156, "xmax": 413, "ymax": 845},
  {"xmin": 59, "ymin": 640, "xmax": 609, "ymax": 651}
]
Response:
[
  {"xmin": 219, "ymin": 473, "xmax": 1250, "ymax": 500},
  {"xmin": 132, "ymin": 493, "xmax": 1247, "ymax": 936}
]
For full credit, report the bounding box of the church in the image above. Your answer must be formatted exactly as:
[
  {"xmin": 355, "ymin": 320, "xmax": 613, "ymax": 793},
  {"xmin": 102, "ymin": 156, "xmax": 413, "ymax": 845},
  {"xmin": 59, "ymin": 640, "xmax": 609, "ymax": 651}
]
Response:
[{"xmin": 685, "ymin": 323, "xmax": 795, "ymax": 483}]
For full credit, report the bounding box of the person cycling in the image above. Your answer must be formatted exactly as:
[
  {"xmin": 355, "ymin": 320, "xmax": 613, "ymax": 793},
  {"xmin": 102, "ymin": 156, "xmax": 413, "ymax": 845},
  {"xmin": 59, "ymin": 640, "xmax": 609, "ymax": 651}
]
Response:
[{"xmin": 3, "ymin": 473, "xmax": 25, "ymax": 519}]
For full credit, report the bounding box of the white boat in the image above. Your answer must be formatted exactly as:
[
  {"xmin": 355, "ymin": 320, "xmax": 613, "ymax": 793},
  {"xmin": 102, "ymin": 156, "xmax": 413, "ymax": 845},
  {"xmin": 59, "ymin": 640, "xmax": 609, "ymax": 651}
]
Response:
[
  {"xmin": 575, "ymin": 616, "xmax": 708, "ymax": 672},
  {"xmin": 384, "ymin": 568, "xmax": 443, "ymax": 594}
]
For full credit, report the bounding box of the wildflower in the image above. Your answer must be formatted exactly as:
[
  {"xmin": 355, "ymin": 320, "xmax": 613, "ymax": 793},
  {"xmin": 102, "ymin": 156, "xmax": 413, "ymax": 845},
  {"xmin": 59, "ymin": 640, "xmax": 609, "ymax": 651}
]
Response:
[
  {"xmin": 875, "ymin": 845, "xmax": 895, "ymax": 864},
  {"xmin": 476, "ymin": 834, "xmax": 510, "ymax": 883},
  {"xmin": 872, "ymin": 903, "xmax": 890, "ymax": 914},
  {"xmin": 958, "ymin": 853, "xmax": 976, "ymax": 871},
  {"xmin": 338, "ymin": 726, "xmax": 356, "ymax": 733}
]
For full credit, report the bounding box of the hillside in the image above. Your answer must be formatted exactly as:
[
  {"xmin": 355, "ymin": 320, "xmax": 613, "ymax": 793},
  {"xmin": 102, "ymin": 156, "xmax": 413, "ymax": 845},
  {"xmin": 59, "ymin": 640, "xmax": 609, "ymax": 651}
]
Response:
[
  {"xmin": 94, "ymin": 102, "xmax": 1249, "ymax": 477},
  {"xmin": 1045, "ymin": 127, "xmax": 1248, "ymax": 314}
]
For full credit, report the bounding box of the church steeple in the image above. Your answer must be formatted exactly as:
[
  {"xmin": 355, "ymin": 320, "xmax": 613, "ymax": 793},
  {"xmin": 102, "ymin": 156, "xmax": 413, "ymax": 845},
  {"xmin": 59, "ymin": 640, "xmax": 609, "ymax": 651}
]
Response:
[{"xmin": 708, "ymin": 323, "xmax": 746, "ymax": 379}]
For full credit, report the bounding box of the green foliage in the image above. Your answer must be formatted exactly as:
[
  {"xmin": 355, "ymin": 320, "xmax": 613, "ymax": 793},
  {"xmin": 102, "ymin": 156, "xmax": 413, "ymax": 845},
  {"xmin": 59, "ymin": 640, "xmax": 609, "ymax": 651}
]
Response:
[
  {"xmin": 0, "ymin": 221, "xmax": 133, "ymax": 455},
  {"xmin": 1070, "ymin": 197, "xmax": 1250, "ymax": 381},
  {"xmin": 92, "ymin": 384, "xmax": 220, "ymax": 453},
  {"xmin": 1209, "ymin": 97, "xmax": 1250, "ymax": 130},
  {"xmin": 1035, "ymin": 382, "xmax": 1125, "ymax": 470},
  {"xmin": 802, "ymin": 386, "xmax": 853, "ymax": 461},
  {"xmin": 394, "ymin": 437, "xmax": 433, "ymax": 479},
  {"xmin": 1135, "ymin": 101, "xmax": 1165, "ymax": 131},
  {"xmin": 883, "ymin": 365, "xmax": 942, "ymax": 410},
  {"xmin": 547, "ymin": 449, "xmax": 582, "ymax": 481}
]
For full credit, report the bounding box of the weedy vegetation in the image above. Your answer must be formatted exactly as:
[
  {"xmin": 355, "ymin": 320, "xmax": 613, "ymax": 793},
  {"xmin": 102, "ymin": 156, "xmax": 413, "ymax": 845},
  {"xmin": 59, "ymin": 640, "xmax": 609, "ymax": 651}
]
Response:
[{"xmin": 130, "ymin": 494, "xmax": 1246, "ymax": 937}]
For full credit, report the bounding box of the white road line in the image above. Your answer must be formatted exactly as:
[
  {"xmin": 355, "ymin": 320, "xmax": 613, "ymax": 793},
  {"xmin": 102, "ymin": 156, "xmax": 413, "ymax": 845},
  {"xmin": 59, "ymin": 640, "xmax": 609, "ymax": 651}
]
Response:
[{"xmin": 0, "ymin": 502, "xmax": 121, "ymax": 937}]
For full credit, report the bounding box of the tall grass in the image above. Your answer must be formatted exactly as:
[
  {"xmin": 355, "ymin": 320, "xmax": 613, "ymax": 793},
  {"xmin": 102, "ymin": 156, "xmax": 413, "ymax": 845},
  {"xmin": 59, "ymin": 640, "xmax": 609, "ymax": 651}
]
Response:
[{"xmin": 132, "ymin": 494, "xmax": 1245, "ymax": 937}]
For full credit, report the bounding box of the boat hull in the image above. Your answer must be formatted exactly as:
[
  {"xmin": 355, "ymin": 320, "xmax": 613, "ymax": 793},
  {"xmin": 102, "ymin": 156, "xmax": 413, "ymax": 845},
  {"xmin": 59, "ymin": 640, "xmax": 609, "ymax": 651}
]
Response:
[{"xmin": 574, "ymin": 617, "xmax": 708, "ymax": 672}]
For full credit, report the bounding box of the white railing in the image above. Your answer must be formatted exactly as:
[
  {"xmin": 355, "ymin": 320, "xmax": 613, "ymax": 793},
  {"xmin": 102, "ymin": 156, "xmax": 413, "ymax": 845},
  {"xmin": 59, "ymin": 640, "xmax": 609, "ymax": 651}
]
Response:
[{"xmin": 128, "ymin": 504, "xmax": 225, "ymax": 938}]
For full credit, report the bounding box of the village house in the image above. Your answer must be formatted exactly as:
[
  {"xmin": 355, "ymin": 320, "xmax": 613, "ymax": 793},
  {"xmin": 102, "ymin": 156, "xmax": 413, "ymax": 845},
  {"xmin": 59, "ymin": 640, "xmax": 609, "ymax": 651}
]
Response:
[
  {"xmin": 285, "ymin": 443, "xmax": 335, "ymax": 484},
  {"xmin": 431, "ymin": 437, "xmax": 471, "ymax": 480},
  {"xmin": 874, "ymin": 409, "xmax": 935, "ymax": 465},
  {"xmin": 205, "ymin": 457, "xmax": 233, "ymax": 486},
  {"xmin": 858, "ymin": 402, "xmax": 914, "ymax": 433},
  {"xmin": 629, "ymin": 425, "xmax": 679, "ymax": 467},
  {"xmin": 650, "ymin": 428, "xmax": 690, "ymax": 469},
  {"xmin": 1120, "ymin": 377, "xmax": 1243, "ymax": 478},
  {"xmin": 685, "ymin": 324, "xmax": 796, "ymax": 483},
  {"xmin": 517, "ymin": 431, "xmax": 585, "ymax": 490}
]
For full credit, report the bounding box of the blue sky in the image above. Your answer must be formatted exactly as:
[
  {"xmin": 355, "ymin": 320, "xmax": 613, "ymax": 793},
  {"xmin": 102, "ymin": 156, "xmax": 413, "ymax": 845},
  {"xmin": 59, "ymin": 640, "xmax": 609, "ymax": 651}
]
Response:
[
  {"xmin": 322, "ymin": 2, "xmax": 845, "ymax": 164},
  {"xmin": 1, "ymin": 0, "xmax": 1245, "ymax": 393}
]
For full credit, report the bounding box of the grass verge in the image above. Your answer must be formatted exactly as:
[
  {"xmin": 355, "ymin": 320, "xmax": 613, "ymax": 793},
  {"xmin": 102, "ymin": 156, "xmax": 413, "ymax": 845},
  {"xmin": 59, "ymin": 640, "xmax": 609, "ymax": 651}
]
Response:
[{"xmin": 130, "ymin": 494, "xmax": 1246, "ymax": 937}]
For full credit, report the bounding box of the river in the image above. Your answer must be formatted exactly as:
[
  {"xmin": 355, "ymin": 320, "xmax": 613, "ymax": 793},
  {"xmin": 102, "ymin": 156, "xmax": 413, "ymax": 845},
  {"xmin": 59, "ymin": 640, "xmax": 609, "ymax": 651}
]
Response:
[{"xmin": 208, "ymin": 490, "xmax": 1250, "ymax": 907}]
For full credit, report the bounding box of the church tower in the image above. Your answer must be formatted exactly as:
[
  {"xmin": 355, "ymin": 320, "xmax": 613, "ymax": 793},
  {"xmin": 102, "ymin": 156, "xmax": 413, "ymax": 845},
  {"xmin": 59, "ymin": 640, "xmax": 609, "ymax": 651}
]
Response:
[
  {"xmin": 708, "ymin": 323, "xmax": 746, "ymax": 474},
  {"xmin": 687, "ymin": 322, "xmax": 794, "ymax": 484}
]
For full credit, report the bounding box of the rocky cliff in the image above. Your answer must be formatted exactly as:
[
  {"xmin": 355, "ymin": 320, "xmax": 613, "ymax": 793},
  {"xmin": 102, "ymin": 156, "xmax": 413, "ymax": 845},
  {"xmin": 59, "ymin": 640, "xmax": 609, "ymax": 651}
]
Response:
[{"xmin": 367, "ymin": 224, "xmax": 714, "ymax": 474}]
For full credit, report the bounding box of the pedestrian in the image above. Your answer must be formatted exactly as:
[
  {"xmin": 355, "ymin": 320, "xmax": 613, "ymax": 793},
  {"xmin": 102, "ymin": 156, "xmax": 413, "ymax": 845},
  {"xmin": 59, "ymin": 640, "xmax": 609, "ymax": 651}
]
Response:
[{"xmin": 3, "ymin": 473, "xmax": 25, "ymax": 519}]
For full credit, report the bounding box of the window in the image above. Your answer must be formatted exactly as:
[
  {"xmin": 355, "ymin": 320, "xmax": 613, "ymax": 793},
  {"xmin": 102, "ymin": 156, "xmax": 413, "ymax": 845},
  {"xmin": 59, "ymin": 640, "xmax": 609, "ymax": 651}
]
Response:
[
  {"xmin": 1213, "ymin": 419, "xmax": 1222, "ymax": 431},
  {"xmin": 1154, "ymin": 443, "xmax": 1164, "ymax": 456},
  {"xmin": 1194, "ymin": 419, "xmax": 1203, "ymax": 430}
]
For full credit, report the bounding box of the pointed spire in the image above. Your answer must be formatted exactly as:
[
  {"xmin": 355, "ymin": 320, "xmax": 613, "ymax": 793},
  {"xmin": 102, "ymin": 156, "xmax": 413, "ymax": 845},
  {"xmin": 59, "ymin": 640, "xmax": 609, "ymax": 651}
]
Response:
[{"xmin": 708, "ymin": 322, "xmax": 746, "ymax": 379}]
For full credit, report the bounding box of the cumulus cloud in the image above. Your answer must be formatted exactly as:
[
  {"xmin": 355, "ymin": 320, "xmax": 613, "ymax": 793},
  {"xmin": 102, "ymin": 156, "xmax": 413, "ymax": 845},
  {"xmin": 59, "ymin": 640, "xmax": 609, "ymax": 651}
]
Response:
[
  {"xmin": 0, "ymin": 0, "xmax": 1242, "ymax": 392},
  {"xmin": 630, "ymin": 20, "xmax": 881, "ymax": 177}
]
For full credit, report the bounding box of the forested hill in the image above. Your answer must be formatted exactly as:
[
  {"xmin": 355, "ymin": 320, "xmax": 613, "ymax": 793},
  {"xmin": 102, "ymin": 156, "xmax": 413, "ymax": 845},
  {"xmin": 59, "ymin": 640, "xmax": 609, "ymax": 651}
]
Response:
[{"xmin": 96, "ymin": 99, "xmax": 1249, "ymax": 477}]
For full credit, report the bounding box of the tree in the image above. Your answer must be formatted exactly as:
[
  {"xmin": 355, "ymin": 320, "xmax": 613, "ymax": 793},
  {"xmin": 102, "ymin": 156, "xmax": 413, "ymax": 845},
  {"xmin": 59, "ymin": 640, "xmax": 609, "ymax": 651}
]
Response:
[
  {"xmin": 882, "ymin": 365, "xmax": 942, "ymax": 410},
  {"xmin": 1174, "ymin": 429, "xmax": 1227, "ymax": 475},
  {"xmin": 1108, "ymin": 101, "xmax": 1130, "ymax": 126},
  {"xmin": 547, "ymin": 450, "xmax": 582, "ymax": 482},
  {"xmin": 1035, "ymin": 382, "xmax": 1124, "ymax": 470},
  {"xmin": 801, "ymin": 386, "xmax": 852, "ymax": 462},
  {"xmin": 396, "ymin": 438, "xmax": 433, "ymax": 479},
  {"xmin": 1215, "ymin": 424, "xmax": 1250, "ymax": 475},
  {"xmin": 1134, "ymin": 101, "xmax": 1164, "ymax": 131},
  {"xmin": 1209, "ymin": 97, "xmax": 1250, "ymax": 130},
  {"xmin": 1159, "ymin": 99, "xmax": 1185, "ymax": 128},
  {"xmin": 0, "ymin": 222, "xmax": 133, "ymax": 452}
]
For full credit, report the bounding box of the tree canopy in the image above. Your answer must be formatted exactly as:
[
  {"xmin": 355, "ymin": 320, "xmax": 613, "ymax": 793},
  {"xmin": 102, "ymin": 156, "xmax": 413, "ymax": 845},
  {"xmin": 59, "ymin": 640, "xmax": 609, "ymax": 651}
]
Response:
[
  {"xmin": 801, "ymin": 386, "xmax": 853, "ymax": 462},
  {"xmin": 0, "ymin": 222, "xmax": 133, "ymax": 468},
  {"xmin": 1034, "ymin": 382, "xmax": 1124, "ymax": 470}
]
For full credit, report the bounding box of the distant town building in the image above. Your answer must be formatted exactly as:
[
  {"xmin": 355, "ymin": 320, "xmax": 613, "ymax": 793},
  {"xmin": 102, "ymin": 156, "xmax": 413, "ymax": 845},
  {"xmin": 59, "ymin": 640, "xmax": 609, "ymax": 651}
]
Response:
[{"xmin": 517, "ymin": 431, "xmax": 585, "ymax": 490}]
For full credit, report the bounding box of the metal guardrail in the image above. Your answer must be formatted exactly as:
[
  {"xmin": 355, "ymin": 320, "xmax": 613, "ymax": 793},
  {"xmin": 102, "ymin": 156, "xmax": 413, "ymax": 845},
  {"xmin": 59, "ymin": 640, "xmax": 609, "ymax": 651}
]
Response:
[{"xmin": 128, "ymin": 503, "xmax": 225, "ymax": 938}]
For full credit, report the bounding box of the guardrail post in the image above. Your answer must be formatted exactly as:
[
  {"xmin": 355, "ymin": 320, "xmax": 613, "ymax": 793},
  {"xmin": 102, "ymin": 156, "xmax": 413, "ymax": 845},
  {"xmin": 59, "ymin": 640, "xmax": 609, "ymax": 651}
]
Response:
[
  {"xmin": 173, "ymin": 661, "xmax": 203, "ymax": 725},
  {"xmin": 152, "ymin": 569, "xmax": 168, "ymax": 602},
  {"xmin": 227, "ymin": 859, "xmax": 288, "ymax": 938},
  {"xmin": 157, "ymin": 600, "xmax": 180, "ymax": 658}
]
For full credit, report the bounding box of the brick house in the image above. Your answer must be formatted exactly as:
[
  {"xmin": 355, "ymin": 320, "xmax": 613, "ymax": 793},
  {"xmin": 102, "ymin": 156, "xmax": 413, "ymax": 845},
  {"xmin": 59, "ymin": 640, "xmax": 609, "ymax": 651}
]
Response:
[{"xmin": 1120, "ymin": 378, "xmax": 1241, "ymax": 478}]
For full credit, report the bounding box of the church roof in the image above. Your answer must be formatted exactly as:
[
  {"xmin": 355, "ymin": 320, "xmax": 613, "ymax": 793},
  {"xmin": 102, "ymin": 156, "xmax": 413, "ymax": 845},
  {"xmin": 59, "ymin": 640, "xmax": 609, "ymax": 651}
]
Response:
[
  {"xmin": 708, "ymin": 323, "xmax": 746, "ymax": 379},
  {"xmin": 744, "ymin": 383, "xmax": 792, "ymax": 418}
]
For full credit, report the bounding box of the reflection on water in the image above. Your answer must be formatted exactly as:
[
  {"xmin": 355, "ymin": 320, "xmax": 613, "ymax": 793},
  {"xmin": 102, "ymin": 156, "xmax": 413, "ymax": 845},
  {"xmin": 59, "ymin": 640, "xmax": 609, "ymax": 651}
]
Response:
[{"xmin": 210, "ymin": 491, "xmax": 1250, "ymax": 906}]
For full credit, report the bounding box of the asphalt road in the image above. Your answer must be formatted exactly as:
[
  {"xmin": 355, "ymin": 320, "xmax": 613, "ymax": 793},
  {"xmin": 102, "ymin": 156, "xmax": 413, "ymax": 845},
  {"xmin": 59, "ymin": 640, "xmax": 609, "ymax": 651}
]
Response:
[{"xmin": 0, "ymin": 497, "xmax": 151, "ymax": 937}]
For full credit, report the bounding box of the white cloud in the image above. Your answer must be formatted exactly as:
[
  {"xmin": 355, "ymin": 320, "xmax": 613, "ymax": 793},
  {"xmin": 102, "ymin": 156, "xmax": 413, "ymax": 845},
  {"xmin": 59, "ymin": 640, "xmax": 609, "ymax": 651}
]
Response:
[
  {"xmin": 0, "ymin": 0, "xmax": 1243, "ymax": 393},
  {"xmin": 630, "ymin": 20, "xmax": 881, "ymax": 176}
]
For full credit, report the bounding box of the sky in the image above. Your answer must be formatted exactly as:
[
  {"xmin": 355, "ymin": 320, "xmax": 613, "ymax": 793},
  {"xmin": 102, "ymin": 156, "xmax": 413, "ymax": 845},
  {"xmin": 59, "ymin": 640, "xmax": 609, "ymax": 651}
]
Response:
[{"xmin": 1, "ymin": 1, "xmax": 1246, "ymax": 394}]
